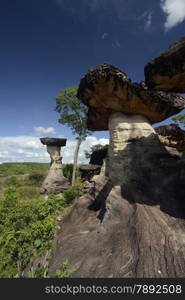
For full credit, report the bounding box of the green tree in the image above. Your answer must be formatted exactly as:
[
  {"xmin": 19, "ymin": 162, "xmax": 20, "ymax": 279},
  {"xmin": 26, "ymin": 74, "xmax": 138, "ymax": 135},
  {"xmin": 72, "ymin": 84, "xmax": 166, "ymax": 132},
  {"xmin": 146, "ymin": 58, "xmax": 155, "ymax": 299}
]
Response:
[
  {"xmin": 172, "ymin": 114, "xmax": 185, "ymax": 127},
  {"xmin": 84, "ymin": 144, "xmax": 107, "ymax": 160},
  {"xmin": 55, "ymin": 87, "xmax": 91, "ymax": 186}
]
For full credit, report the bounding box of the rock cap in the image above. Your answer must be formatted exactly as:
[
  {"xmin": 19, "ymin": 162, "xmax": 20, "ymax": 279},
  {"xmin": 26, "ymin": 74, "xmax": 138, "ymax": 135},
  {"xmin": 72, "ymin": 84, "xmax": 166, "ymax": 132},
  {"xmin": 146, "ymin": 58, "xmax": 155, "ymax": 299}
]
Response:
[
  {"xmin": 40, "ymin": 137, "xmax": 67, "ymax": 146},
  {"xmin": 77, "ymin": 64, "xmax": 185, "ymax": 130}
]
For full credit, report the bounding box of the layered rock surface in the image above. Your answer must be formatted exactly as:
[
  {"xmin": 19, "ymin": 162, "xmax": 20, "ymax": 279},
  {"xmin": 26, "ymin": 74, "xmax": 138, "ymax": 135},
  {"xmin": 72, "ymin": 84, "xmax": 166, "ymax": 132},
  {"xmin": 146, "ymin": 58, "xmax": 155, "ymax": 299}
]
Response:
[{"xmin": 145, "ymin": 36, "xmax": 185, "ymax": 92}]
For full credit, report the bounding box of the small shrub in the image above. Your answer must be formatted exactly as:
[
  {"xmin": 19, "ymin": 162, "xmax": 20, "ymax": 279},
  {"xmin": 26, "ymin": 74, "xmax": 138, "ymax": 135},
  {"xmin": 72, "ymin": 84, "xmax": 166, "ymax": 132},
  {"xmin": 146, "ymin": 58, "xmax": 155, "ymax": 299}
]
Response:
[
  {"xmin": 17, "ymin": 186, "xmax": 41, "ymax": 201},
  {"xmin": 63, "ymin": 187, "xmax": 79, "ymax": 204},
  {"xmin": 50, "ymin": 260, "xmax": 71, "ymax": 278},
  {"xmin": 3, "ymin": 187, "xmax": 18, "ymax": 208},
  {"xmin": 63, "ymin": 164, "xmax": 73, "ymax": 182}
]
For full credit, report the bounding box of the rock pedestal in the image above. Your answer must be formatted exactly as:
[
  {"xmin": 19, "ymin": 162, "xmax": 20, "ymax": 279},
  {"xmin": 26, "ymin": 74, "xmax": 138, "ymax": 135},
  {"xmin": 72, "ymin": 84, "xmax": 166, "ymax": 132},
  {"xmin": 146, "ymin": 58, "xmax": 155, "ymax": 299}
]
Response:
[
  {"xmin": 40, "ymin": 138, "xmax": 69, "ymax": 195},
  {"xmin": 108, "ymin": 113, "xmax": 156, "ymax": 184}
]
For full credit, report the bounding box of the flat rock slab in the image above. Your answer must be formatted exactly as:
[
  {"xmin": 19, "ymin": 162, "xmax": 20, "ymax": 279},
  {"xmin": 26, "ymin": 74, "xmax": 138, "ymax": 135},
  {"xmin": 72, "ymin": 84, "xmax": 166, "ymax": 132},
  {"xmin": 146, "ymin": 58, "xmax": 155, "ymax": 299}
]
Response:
[
  {"xmin": 145, "ymin": 36, "xmax": 185, "ymax": 93},
  {"xmin": 40, "ymin": 137, "xmax": 67, "ymax": 146},
  {"xmin": 80, "ymin": 164, "xmax": 101, "ymax": 181}
]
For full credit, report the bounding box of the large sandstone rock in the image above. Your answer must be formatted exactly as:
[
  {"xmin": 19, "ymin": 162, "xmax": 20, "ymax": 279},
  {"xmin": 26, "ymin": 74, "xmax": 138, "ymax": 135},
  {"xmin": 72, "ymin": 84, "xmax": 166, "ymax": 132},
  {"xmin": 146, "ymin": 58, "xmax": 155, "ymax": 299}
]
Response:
[
  {"xmin": 155, "ymin": 124, "xmax": 185, "ymax": 153},
  {"xmin": 49, "ymin": 131, "xmax": 185, "ymax": 277},
  {"xmin": 40, "ymin": 138, "xmax": 69, "ymax": 194},
  {"xmin": 48, "ymin": 63, "xmax": 185, "ymax": 278},
  {"xmin": 144, "ymin": 36, "xmax": 185, "ymax": 93},
  {"xmin": 77, "ymin": 64, "xmax": 185, "ymax": 130}
]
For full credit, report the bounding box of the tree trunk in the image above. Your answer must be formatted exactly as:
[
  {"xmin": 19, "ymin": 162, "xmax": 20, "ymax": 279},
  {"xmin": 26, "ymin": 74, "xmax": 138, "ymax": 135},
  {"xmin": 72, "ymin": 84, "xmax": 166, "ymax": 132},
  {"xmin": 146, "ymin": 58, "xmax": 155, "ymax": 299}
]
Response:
[{"xmin": 72, "ymin": 138, "xmax": 82, "ymax": 187}]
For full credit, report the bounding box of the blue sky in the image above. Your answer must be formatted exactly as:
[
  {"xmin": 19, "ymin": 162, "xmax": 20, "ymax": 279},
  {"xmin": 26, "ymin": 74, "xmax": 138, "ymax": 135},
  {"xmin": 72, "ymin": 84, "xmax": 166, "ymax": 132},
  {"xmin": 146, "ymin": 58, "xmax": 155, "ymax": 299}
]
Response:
[{"xmin": 0, "ymin": 0, "xmax": 185, "ymax": 163}]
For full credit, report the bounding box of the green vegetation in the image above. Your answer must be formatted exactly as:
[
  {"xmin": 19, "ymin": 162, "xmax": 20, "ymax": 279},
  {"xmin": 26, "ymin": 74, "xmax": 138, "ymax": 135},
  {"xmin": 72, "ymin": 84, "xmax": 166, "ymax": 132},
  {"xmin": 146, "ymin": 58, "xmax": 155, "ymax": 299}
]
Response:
[
  {"xmin": 0, "ymin": 162, "xmax": 84, "ymax": 278},
  {"xmin": 0, "ymin": 187, "xmax": 72, "ymax": 278},
  {"xmin": 0, "ymin": 163, "xmax": 49, "ymax": 201},
  {"xmin": 55, "ymin": 86, "xmax": 91, "ymax": 186},
  {"xmin": 172, "ymin": 114, "xmax": 185, "ymax": 127},
  {"xmin": 0, "ymin": 162, "xmax": 49, "ymax": 178}
]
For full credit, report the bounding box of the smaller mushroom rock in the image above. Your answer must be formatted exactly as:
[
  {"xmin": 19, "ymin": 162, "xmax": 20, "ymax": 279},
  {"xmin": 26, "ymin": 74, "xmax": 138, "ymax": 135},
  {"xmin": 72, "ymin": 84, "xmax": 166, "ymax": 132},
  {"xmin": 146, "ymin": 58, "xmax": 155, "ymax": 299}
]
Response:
[
  {"xmin": 79, "ymin": 146, "xmax": 108, "ymax": 182},
  {"xmin": 40, "ymin": 137, "xmax": 69, "ymax": 194},
  {"xmin": 144, "ymin": 36, "xmax": 185, "ymax": 93},
  {"xmin": 77, "ymin": 64, "xmax": 185, "ymax": 130},
  {"xmin": 79, "ymin": 164, "xmax": 101, "ymax": 182},
  {"xmin": 155, "ymin": 124, "xmax": 185, "ymax": 153}
]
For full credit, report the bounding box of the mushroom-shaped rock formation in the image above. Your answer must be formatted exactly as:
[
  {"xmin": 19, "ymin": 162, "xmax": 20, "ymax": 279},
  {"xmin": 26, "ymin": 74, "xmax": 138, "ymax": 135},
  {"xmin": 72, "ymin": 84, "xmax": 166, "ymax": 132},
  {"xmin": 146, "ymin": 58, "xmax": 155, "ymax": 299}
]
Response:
[
  {"xmin": 79, "ymin": 164, "xmax": 101, "ymax": 182},
  {"xmin": 155, "ymin": 123, "xmax": 185, "ymax": 153},
  {"xmin": 79, "ymin": 145, "xmax": 108, "ymax": 182},
  {"xmin": 40, "ymin": 137, "xmax": 69, "ymax": 194},
  {"xmin": 77, "ymin": 64, "xmax": 185, "ymax": 130},
  {"xmin": 145, "ymin": 36, "xmax": 185, "ymax": 93},
  {"xmin": 48, "ymin": 64, "xmax": 185, "ymax": 278},
  {"xmin": 77, "ymin": 64, "xmax": 185, "ymax": 184}
]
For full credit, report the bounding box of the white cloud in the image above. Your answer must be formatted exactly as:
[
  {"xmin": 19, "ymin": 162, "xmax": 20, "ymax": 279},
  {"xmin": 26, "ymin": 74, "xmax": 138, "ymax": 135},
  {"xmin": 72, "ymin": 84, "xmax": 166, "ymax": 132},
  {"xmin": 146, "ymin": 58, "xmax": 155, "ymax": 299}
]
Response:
[
  {"xmin": 34, "ymin": 126, "xmax": 56, "ymax": 134},
  {"xmin": 0, "ymin": 135, "xmax": 109, "ymax": 164},
  {"xmin": 160, "ymin": 0, "xmax": 185, "ymax": 31},
  {"xmin": 62, "ymin": 136, "xmax": 109, "ymax": 163},
  {"xmin": 0, "ymin": 136, "xmax": 42, "ymax": 150}
]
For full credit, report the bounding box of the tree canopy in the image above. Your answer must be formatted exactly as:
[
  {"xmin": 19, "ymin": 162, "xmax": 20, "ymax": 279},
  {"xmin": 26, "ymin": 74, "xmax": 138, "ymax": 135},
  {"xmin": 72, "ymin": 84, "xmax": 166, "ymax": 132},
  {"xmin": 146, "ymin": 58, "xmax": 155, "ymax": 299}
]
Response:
[
  {"xmin": 55, "ymin": 86, "xmax": 91, "ymax": 186},
  {"xmin": 55, "ymin": 86, "xmax": 91, "ymax": 140}
]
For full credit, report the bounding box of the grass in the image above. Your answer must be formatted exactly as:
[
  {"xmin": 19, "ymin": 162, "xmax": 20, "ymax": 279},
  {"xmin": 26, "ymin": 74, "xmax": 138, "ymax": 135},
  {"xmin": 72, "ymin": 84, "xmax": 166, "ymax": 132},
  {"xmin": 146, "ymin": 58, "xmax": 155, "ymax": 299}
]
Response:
[
  {"xmin": 0, "ymin": 162, "xmax": 49, "ymax": 201},
  {"xmin": 0, "ymin": 162, "xmax": 49, "ymax": 178}
]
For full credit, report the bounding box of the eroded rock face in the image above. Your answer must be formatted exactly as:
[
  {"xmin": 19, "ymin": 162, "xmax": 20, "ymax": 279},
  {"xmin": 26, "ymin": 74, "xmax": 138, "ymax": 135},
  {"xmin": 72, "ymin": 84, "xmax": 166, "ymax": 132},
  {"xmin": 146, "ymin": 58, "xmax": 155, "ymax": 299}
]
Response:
[
  {"xmin": 48, "ymin": 62, "xmax": 185, "ymax": 277},
  {"xmin": 155, "ymin": 124, "xmax": 185, "ymax": 153},
  {"xmin": 108, "ymin": 113, "xmax": 156, "ymax": 184},
  {"xmin": 144, "ymin": 36, "xmax": 185, "ymax": 92},
  {"xmin": 49, "ymin": 133, "xmax": 185, "ymax": 277},
  {"xmin": 40, "ymin": 138, "xmax": 69, "ymax": 194},
  {"xmin": 77, "ymin": 64, "xmax": 185, "ymax": 130}
]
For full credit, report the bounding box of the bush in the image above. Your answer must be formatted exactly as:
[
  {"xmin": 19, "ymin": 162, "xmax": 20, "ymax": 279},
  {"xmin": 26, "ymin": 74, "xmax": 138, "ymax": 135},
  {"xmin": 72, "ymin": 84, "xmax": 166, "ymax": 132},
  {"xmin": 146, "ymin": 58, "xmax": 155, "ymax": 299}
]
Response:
[
  {"xmin": 27, "ymin": 173, "xmax": 45, "ymax": 186},
  {"xmin": 63, "ymin": 164, "xmax": 73, "ymax": 182},
  {"xmin": 63, "ymin": 187, "xmax": 79, "ymax": 204},
  {"xmin": 17, "ymin": 186, "xmax": 41, "ymax": 201},
  {"xmin": 4, "ymin": 176, "xmax": 21, "ymax": 187},
  {"xmin": 0, "ymin": 188, "xmax": 70, "ymax": 278}
]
